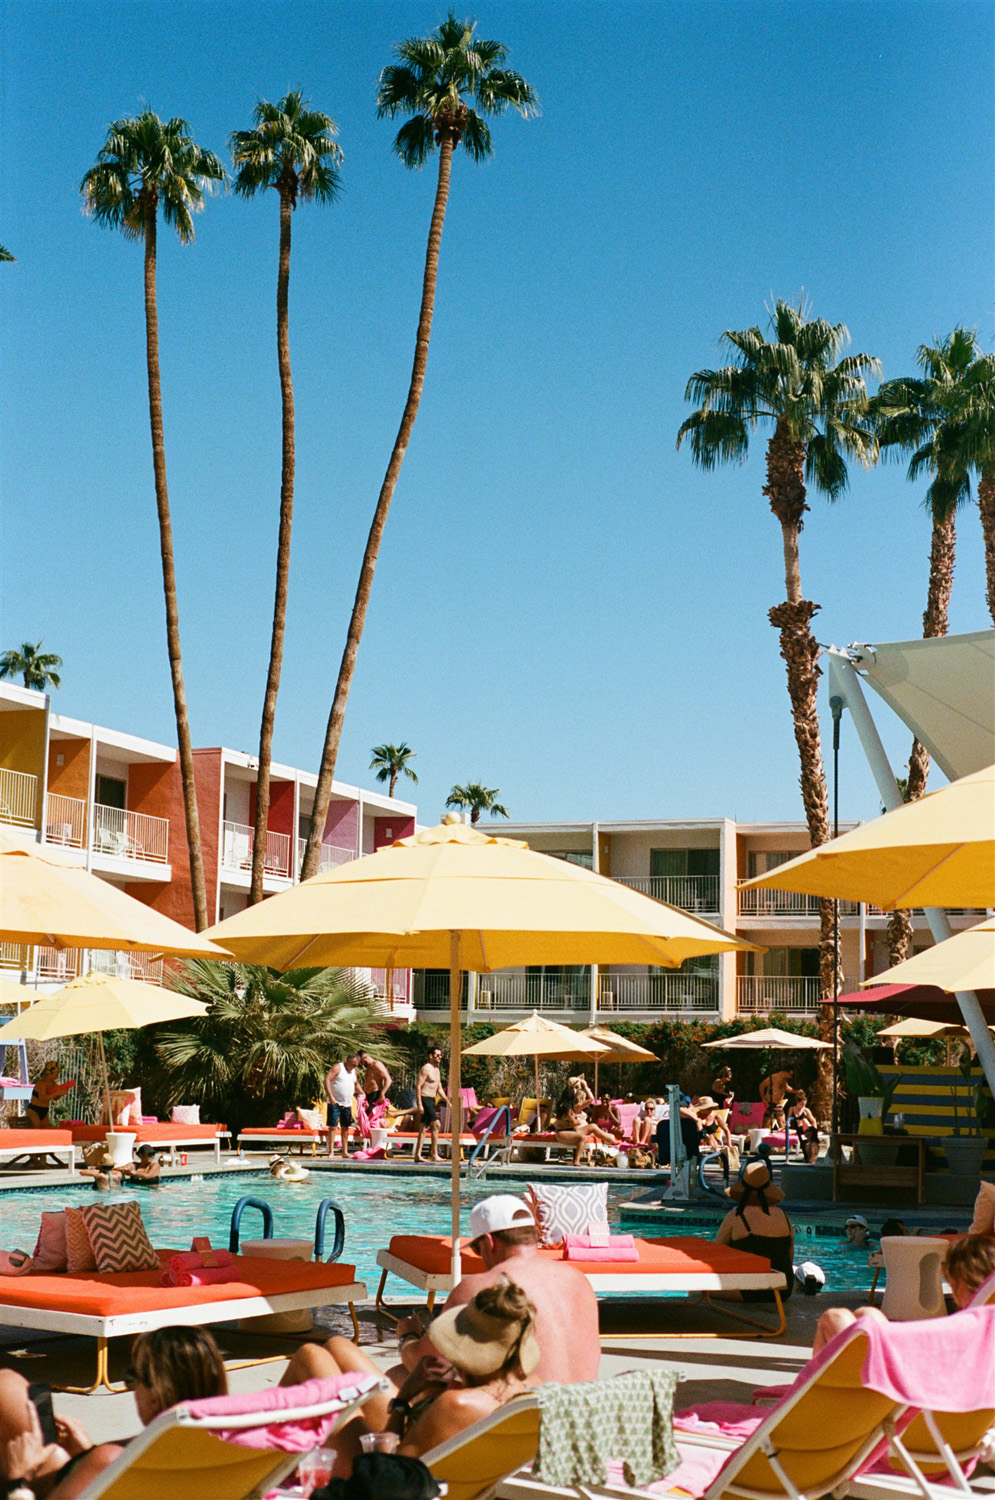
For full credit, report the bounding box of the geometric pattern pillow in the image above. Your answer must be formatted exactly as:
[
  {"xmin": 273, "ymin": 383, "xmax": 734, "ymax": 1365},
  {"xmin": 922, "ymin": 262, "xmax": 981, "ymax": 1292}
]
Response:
[
  {"xmin": 64, "ymin": 1206, "xmax": 98, "ymax": 1273},
  {"xmin": 171, "ymin": 1104, "xmax": 201, "ymax": 1124},
  {"xmin": 79, "ymin": 1199, "xmax": 159, "ymax": 1273},
  {"xmin": 527, "ymin": 1181, "xmax": 609, "ymax": 1248}
]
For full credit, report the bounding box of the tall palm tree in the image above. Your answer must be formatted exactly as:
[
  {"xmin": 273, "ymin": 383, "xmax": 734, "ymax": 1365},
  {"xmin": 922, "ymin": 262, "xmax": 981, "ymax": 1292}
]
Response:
[
  {"xmin": 230, "ymin": 92, "xmax": 343, "ymax": 905},
  {"xmin": 370, "ymin": 742, "xmax": 419, "ymax": 798},
  {"xmin": 945, "ymin": 352, "xmax": 995, "ymax": 624},
  {"xmin": 446, "ymin": 782, "xmax": 509, "ymax": 824},
  {"xmin": 677, "ymin": 299, "xmax": 879, "ymax": 1112},
  {"xmin": 0, "ymin": 246, "xmax": 14, "ymax": 262},
  {"xmin": 0, "ymin": 641, "xmax": 62, "ymax": 690},
  {"xmin": 873, "ymin": 329, "xmax": 976, "ymax": 963},
  {"xmin": 81, "ymin": 112, "xmax": 224, "ymax": 932},
  {"xmin": 301, "ymin": 14, "xmax": 537, "ymax": 879}
]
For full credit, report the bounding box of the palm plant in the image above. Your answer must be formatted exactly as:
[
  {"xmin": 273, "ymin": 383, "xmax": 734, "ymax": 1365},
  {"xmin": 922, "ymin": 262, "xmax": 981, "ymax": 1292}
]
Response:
[
  {"xmin": 873, "ymin": 328, "xmax": 976, "ymax": 962},
  {"xmin": 157, "ymin": 960, "xmax": 390, "ymax": 1134},
  {"xmin": 946, "ymin": 352, "xmax": 995, "ymax": 624},
  {"xmin": 677, "ymin": 300, "xmax": 879, "ymax": 1112},
  {"xmin": 81, "ymin": 112, "xmax": 224, "ymax": 932},
  {"xmin": 370, "ymin": 742, "xmax": 419, "ymax": 798},
  {"xmin": 0, "ymin": 641, "xmax": 62, "ymax": 690},
  {"xmin": 300, "ymin": 14, "xmax": 537, "ymax": 878},
  {"xmin": 0, "ymin": 246, "xmax": 14, "ymax": 262},
  {"xmin": 230, "ymin": 92, "xmax": 343, "ymax": 906},
  {"xmin": 446, "ymin": 782, "xmax": 509, "ymax": 823}
]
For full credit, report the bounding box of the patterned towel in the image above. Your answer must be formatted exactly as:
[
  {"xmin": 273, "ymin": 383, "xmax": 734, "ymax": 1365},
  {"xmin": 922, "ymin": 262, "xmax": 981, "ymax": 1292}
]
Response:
[{"xmin": 534, "ymin": 1368, "xmax": 679, "ymax": 1488}]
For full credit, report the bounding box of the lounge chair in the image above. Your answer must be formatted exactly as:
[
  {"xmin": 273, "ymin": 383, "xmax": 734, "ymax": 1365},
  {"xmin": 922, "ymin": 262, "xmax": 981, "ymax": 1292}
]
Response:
[
  {"xmin": 237, "ymin": 1121, "xmax": 327, "ymax": 1155},
  {"xmin": 76, "ymin": 1370, "xmax": 388, "ymax": 1499},
  {"xmin": 374, "ymin": 1233, "xmax": 787, "ymax": 1336},
  {"xmin": 0, "ymin": 1127, "xmax": 75, "ymax": 1174},
  {"xmin": 67, "ymin": 1121, "xmax": 231, "ymax": 1165}
]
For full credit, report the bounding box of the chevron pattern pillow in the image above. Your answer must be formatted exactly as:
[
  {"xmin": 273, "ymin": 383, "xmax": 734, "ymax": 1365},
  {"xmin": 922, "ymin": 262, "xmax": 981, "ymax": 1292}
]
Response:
[
  {"xmin": 64, "ymin": 1207, "xmax": 98, "ymax": 1273},
  {"xmin": 79, "ymin": 1199, "xmax": 159, "ymax": 1273},
  {"xmin": 527, "ymin": 1182, "xmax": 608, "ymax": 1248}
]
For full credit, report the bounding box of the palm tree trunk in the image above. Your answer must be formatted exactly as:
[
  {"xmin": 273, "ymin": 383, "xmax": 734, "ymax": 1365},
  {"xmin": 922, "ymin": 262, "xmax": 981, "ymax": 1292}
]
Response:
[
  {"xmin": 251, "ymin": 188, "xmax": 296, "ymax": 904},
  {"xmin": 143, "ymin": 203, "xmax": 209, "ymax": 931},
  {"xmin": 389, "ymin": 771, "xmax": 398, "ymax": 798},
  {"xmin": 979, "ymin": 468, "xmax": 995, "ymax": 626},
  {"xmin": 765, "ymin": 425, "xmax": 836, "ymax": 1118},
  {"xmin": 302, "ymin": 133, "xmax": 455, "ymax": 878},
  {"xmin": 887, "ymin": 507, "xmax": 956, "ymax": 964}
]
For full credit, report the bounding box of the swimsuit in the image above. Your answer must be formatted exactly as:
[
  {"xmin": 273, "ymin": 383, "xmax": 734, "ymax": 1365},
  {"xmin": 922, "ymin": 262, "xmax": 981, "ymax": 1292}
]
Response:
[{"xmin": 419, "ymin": 1096, "xmax": 439, "ymax": 1126}]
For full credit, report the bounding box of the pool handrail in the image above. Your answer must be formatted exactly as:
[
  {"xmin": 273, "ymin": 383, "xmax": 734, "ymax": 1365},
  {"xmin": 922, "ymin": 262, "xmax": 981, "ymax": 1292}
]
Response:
[
  {"xmin": 229, "ymin": 1195, "xmax": 274, "ymax": 1253},
  {"xmin": 467, "ymin": 1105, "xmax": 513, "ymax": 1169},
  {"xmin": 314, "ymin": 1197, "xmax": 345, "ymax": 1262}
]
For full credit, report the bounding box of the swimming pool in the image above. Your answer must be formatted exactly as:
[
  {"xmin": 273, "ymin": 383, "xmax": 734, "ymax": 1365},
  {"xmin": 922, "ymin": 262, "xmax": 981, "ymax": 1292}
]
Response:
[{"xmin": 0, "ymin": 1169, "xmax": 876, "ymax": 1297}]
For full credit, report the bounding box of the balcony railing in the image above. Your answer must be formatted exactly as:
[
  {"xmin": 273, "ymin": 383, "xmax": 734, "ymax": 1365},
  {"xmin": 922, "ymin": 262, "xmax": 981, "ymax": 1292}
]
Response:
[
  {"xmin": 738, "ymin": 889, "xmax": 859, "ymax": 917},
  {"xmin": 45, "ymin": 793, "xmax": 87, "ymax": 848},
  {"xmin": 92, "ymin": 803, "xmax": 169, "ymax": 864},
  {"xmin": 0, "ymin": 767, "xmax": 38, "ymax": 826},
  {"xmin": 296, "ymin": 839, "xmax": 356, "ymax": 876},
  {"xmin": 475, "ymin": 975, "xmax": 591, "ymax": 1012},
  {"xmin": 599, "ymin": 972, "xmax": 719, "ymax": 1012},
  {"xmin": 736, "ymin": 975, "xmax": 822, "ymax": 1013},
  {"xmin": 614, "ymin": 874, "xmax": 720, "ymax": 912},
  {"xmin": 222, "ymin": 820, "xmax": 291, "ymax": 878},
  {"xmin": 35, "ymin": 946, "xmax": 164, "ymax": 984},
  {"xmin": 369, "ymin": 968, "xmax": 413, "ymax": 1013},
  {"xmin": 0, "ymin": 943, "xmax": 32, "ymax": 973}
]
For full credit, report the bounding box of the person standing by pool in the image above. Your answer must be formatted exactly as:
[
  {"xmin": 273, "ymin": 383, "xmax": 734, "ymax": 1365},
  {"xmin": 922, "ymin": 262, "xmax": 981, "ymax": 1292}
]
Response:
[
  {"xmin": 759, "ymin": 1067, "xmax": 794, "ymax": 1129},
  {"xmin": 413, "ymin": 1046, "xmax": 450, "ymax": 1163},
  {"xmin": 325, "ymin": 1053, "xmax": 359, "ymax": 1158},
  {"xmin": 358, "ymin": 1050, "xmax": 392, "ymax": 1111}
]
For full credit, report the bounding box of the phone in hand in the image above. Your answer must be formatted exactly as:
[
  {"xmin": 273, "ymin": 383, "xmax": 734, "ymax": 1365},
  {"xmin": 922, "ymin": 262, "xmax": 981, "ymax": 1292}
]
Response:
[{"xmin": 28, "ymin": 1382, "xmax": 56, "ymax": 1446}]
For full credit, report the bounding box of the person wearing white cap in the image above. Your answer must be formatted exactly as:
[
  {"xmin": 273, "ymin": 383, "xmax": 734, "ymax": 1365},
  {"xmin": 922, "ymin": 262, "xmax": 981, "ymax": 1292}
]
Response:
[{"xmin": 394, "ymin": 1193, "xmax": 599, "ymax": 1386}]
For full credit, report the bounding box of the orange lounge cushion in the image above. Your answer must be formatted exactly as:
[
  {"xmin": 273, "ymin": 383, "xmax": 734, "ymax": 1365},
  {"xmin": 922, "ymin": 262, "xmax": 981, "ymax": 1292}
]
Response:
[
  {"xmin": 68, "ymin": 1124, "xmax": 225, "ymax": 1143},
  {"xmin": 0, "ymin": 1251, "xmax": 358, "ymax": 1318},
  {"xmin": 386, "ymin": 1234, "xmax": 773, "ymax": 1279},
  {"xmin": 0, "ymin": 1130, "xmax": 72, "ymax": 1149},
  {"xmin": 240, "ymin": 1126, "xmax": 324, "ymax": 1136}
]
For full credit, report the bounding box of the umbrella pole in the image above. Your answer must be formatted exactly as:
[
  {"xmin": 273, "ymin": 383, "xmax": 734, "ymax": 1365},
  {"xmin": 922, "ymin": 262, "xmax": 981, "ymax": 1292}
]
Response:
[
  {"xmin": 96, "ymin": 1032, "xmax": 112, "ymax": 1127},
  {"xmin": 449, "ymin": 933, "xmax": 463, "ymax": 1288},
  {"xmin": 534, "ymin": 1054, "xmax": 540, "ymax": 1119}
]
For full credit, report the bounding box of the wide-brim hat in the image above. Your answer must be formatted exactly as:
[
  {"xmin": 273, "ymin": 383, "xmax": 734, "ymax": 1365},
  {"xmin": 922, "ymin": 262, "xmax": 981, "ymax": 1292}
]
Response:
[
  {"xmin": 429, "ymin": 1296, "xmax": 540, "ymax": 1380},
  {"xmin": 726, "ymin": 1160, "xmax": 785, "ymax": 1204},
  {"xmin": 693, "ymin": 1097, "xmax": 719, "ymax": 1111}
]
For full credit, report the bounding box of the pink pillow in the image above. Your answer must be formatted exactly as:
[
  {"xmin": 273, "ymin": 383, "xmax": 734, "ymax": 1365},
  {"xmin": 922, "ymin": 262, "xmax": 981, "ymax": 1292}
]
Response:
[
  {"xmin": 171, "ymin": 1105, "xmax": 201, "ymax": 1125},
  {"xmin": 32, "ymin": 1212, "xmax": 68, "ymax": 1272},
  {"xmin": 106, "ymin": 1089, "xmax": 141, "ymax": 1127}
]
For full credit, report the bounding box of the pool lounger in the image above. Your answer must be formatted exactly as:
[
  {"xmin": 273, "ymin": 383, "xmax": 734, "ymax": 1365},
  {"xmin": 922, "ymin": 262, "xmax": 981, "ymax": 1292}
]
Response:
[
  {"xmin": 383, "ymin": 1131, "xmax": 481, "ymax": 1160},
  {"xmin": 0, "ymin": 1129, "xmax": 76, "ymax": 1175},
  {"xmin": 68, "ymin": 1123, "xmax": 231, "ymax": 1166},
  {"xmin": 0, "ymin": 1251, "xmax": 367, "ymax": 1393},
  {"xmin": 374, "ymin": 1233, "xmax": 787, "ymax": 1338},
  {"xmin": 236, "ymin": 1128, "xmax": 328, "ymax": 1155}
]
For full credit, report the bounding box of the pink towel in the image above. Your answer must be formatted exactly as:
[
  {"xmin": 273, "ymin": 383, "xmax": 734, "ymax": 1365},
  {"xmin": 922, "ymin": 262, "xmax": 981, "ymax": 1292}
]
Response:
[
  {"xmin": 564, "ymin": 1244, "xmax": 639, "ymax": 1263},
  {"xmin": 857, "ymin": 1305, "xmax": 995, "ymax": 1410},
  {"xmin": 166, "ymin": 1249, "xmax": 234, "ymax": 1276},
  {"xmin": 184, "ymin": 1372, "xmax": 383, "ymax": 1451},
  {"xmin": 161, "ymin": 1264, "xmax": 240, "ymax": 1287},
  {"xmin": 564, "ymin": 1234, "xmax": 636, "ymax": 1252}
]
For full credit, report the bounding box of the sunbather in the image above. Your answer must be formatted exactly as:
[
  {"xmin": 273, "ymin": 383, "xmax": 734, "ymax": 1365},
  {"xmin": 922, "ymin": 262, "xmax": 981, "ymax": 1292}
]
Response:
[
  {"xmin": 24, "ymin": 1063, "xmax": 74, "ymax": 1130},
  {"xmin": 784, "ymin": 1089, "xmax": 819, "ymax": 1163},
  {"xmin": 0, "ymin": 1326, "xmax": 227, "ymax": 1499},
  {"xmin": 713, "ymin": 1160, "xmax": 794, "ymax": 1302},
  {"xmin": 553, "ymin": 1093, "xmax": 617, "ymax": 1165}
]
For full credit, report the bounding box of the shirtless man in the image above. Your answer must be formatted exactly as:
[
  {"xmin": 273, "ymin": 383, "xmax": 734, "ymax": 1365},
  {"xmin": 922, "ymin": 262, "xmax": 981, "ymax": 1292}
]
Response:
[
  {"xmin": 414, "ymin": 1046, "xmax": 450, "ymax": 1163},
  {"xmin": 759, "ymin": 1068, "xmax": 794, "ymax": 1128},
  {"xmin": 394, "ymin": 1194, "xmax": 600, "ymax": 1386},
  {"xmin": 358, "ymin": 1050, "xmax": 392, "ymax": 1111}
]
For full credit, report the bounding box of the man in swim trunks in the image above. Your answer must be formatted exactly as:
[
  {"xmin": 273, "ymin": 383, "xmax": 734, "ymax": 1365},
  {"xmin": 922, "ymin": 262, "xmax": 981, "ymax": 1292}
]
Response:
[
  {"xmin": 324, "ymin": 1052, "xmax": 359, "ymax": 1158},
  {"xmin": 358, "ymin": 1050, "xmax": 392, "ymax": 1110},
  {"xmin": 414, "ymin": 1046, "xmax": 450, "ymax": 1163}
]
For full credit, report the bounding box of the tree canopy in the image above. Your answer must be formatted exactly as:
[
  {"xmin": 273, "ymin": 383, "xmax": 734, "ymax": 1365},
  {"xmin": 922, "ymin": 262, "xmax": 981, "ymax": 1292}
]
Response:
[{"xmin": 0, "ymin": 641, "xmax": 62, "ymax": 690}]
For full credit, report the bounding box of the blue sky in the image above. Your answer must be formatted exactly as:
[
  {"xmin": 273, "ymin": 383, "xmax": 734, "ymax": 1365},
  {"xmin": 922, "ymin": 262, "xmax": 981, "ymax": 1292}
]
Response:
[{"xmin": 2, "ymin": 0, "xmax": 992, "ymax": 829}]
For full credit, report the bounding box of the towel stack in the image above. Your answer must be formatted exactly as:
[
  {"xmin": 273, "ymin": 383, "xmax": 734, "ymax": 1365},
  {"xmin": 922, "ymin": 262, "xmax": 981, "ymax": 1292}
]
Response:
[
  {"xmin": 160, "ymin": 1248, "xmax": 239, "ymax": 1287},
  {"xmin": 563, "ymin": 1233, "xmax": 639, "ymax": 1263}
]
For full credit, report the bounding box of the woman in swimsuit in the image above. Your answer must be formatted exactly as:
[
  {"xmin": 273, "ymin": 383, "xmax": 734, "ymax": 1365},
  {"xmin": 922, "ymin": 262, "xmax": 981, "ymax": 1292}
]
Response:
[
  {"xmin": 25, "ymin": 1063, "xmax": 75, "ymax": 1129},
  {"xmin": 714, "ymin": 1160, "xmax": 794, "ymax": 1303}
]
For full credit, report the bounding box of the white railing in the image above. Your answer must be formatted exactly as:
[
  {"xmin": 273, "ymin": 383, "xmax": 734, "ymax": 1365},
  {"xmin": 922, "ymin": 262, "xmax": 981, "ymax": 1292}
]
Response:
[
  {"xmin": 474, "ymin": 974, "xmax": 590, "ymax": 1012},
  {"xmin": 599, "ymin": 972, "xmax": 719, "ymax": 1012},
  {"xmin": 36, "ymin": 946, "xmax": 82, "ymax": 982},
  {"xmin": 369, "ymin": 969, "xmax": 413, "ymax": 1013},
  {"xmin": 222, "ymin": 820, "xmax": 291, "ymax": 878},
  {"xmin": 0, "ymin": 767, "xmax": 38, "ymax": 826},
  {"xmin": 92, "ymin": 803, "xmax": 169, "ymax": 864},
  {"xmin": 296, "ymin": 838, "xmax": 356, "ymax": 876},
  {"xmin": 738, "ymin": 889, "xmax": 859, "ymax": 917},
  {"xmin": 35, "ymin": 946, "xmax": 164, "ymax": 984},
  {"xmin": 736, "ymin": 975, "xmax": 822, "ymax": 1013},
  {"xmin": 0, "ymin": 943, "xmax": 32, "ymax": 972},
  {"xmin": 614, "ymin": 874, "xmax": 720, "ymax": 911},
  {"xmin": 45, "ymin": 793, "xmax": 87, "ymax": 848}
]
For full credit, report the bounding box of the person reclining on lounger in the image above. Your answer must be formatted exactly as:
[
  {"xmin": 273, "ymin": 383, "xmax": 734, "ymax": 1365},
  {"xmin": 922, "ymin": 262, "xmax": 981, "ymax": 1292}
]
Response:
[
  {"xmin": 553, "ymin": 1089, "xmax": 617, "ymax": 1165},
  {"xmin": 0, "ymin": 1326, "xmax": 227, "ymax": 1499}
]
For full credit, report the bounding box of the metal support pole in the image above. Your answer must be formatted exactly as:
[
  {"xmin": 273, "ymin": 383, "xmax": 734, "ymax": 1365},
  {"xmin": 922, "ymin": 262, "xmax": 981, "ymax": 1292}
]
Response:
[
  {"xmin": 829, "ymin": 693, "xmax": 843, "ymax": 1135},
  {"xmin": 826, "ymin": 650, "xmax": 995, "ymax": 1096}
]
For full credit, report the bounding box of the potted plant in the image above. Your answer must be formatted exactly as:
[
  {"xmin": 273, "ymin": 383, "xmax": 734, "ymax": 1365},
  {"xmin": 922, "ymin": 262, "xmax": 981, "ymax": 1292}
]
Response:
[
  {"xmin": 842, "ymin": 1044, "xmax": 903, "ymax": 1139},
  {"xmin": 944, "ymin": 1053, "xmax": 994, "ymax": 1177}
]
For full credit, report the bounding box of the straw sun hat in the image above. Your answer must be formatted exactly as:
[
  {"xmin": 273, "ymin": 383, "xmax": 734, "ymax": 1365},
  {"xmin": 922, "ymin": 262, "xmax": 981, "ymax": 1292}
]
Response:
[
  {"xmin": 725, "ymin": 1159, "xmax": 785, "ymax": 1204},
  {"xmin": 428, "ymin": 1290, "xmax": 540, "ymax": 1380}
]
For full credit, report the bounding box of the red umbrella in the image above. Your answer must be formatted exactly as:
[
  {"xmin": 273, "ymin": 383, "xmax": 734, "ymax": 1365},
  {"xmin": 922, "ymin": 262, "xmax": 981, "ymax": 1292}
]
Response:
[{"xmin": 826, "ymin": 983, "xmax": 995, "ymax": 1023}]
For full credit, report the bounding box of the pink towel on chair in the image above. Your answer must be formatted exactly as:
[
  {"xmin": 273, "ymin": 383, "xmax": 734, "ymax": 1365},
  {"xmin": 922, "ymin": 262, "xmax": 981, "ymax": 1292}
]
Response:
[
  {"xmin": 161, "ymin": 1264, "xmax": 240, "ymax": 1288},
  {"xmin": 166, "ymin": 1249, "xmax": 234, "ymax": 1276},
  {"xmin": 564, "ymin": 1234, "xmax": 636, "ymax": 1252},
  {"xmin": 184, "ymin": 1372, "xmax": 384, "ymax": 1451},
  {"xmin": 564, "ymin": 1242, "xmax": 639, "ymax": 1263}
]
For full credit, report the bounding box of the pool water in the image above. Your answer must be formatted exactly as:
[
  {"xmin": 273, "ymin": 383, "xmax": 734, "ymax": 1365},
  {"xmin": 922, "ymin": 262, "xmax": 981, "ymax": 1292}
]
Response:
[{"xmin": 0, "ymin": 1172, "xmax": 875, "ymax": 1296}]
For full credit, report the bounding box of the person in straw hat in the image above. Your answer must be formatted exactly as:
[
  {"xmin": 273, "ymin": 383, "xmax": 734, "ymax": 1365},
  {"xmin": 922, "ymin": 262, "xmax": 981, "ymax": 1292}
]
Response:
[{"xmin": 714, "ymin": 1160, "xmax": 795, "ymax": 1302}]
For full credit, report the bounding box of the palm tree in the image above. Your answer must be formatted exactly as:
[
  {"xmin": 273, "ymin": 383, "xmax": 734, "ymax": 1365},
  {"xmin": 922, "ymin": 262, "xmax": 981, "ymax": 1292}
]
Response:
[
  {"xmin": 156, "ymin": 961, "xmax": 390, "ymax": 1135},
  {"xmin": 300, "ymin": 14, "xmax": 537, "ymax": 879},
  {"xmin": 873, "ymin": 329, "xmax": 976, "ymax": 962},
  {"xmin": 0, "ymin": 641, "xmax": 62, "ymax": 691},
  {"xmin": 0, "ymin": 246, "xmax": 14, "ymax": 262},
  {"xmin": 677, "ymin": 299, "xmax": 879, "ymax": 1113},
  {"xmin": 81, "ymin": 112, "xmax": 224, "ymax": 932},
  {"xmin": 370, "ymin": 742, "xmax": 419, "ymax": 798},
  {"xmin": 446, "ymin": 782, "xmax": 509, "ymax": 824},
  {"xmin": 230, "ymin": 92, "xmax": 343, "ymax": 906},
  {"xmin": 944, "ymin": 352, "xmax": 995, "ymax": 624}
]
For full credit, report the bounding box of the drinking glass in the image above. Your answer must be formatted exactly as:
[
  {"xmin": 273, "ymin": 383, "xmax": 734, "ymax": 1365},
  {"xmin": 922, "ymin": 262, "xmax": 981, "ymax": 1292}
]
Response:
[
  {"xmin": 297, "ymin": 1448, "xmax": 336, "ymax": 1496},
  {"xmin": 359, "ymin": 1432, "xmax": 400, "ymax": 1454}
]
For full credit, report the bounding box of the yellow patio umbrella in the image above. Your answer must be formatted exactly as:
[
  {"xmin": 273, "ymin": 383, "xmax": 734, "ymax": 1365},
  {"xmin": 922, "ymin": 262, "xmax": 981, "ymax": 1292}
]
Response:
[
  {"xmin": 205, "ymin": 817, "xmax": 757, "ymax": 1281},
  {"xmin": 0, "ymin": 971, "xmax": 208, "ymax": 1123},
  {"xmin": 462, "ymin": 1012, "xmax": 611, "ymax": 1108},
  {"xmin": 737, "ymin": 763, "xmax": 995, "ymax": 911},
  {"xmin": 0, "ymin": 974, "xmax": 32, "ymax": 1010},
  {"xmin": 861, "ymin": 915, "xmax": 995, "ymax": 997},
  {"xmin": 581, "ymin": 1025, "xmax": 659, "ymax": 1096},
  {"xmin": 876, "ymin": 1017, "xmax": 972, "ymax": 1040},
  {"xmin": 0, "ymin": 825, "xmax": 228, "ymax": 958}
]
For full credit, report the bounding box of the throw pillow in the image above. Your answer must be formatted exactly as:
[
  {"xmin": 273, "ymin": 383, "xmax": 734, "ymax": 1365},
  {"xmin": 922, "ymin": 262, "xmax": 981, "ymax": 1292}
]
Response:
[
  {"xmin": 527, "ymin": 1182, "xmax": 609, "ymax": 1248},
  {"xmin": 64, "ymin": 1207, "xmax": 98, "ymax": 1272},
  {"xmin": 126, "ymin": 1087, "xmax": 143, "ymax": 1126},
  {"xmin": 106, "ymin": 1090, "xmax": 139, "ymax": 1127},
  {"xmin": 79, "ymin": 1199, "xmax": 159, "ymax": 1273},
  {"xmin": 296, "ymin": 1107, "xmax": 323, "ymax": 1131},
  {"xmin": 32, "ymin": 1211, "xmax": 68, "ymax": 1272},
  {"xmin": 171, "ymin": 1104, "xmax": 201, "ymax": 1125},
  {"xmin": 970, "ymin": 1179, "xmax": 995, "ymax": 1235}
]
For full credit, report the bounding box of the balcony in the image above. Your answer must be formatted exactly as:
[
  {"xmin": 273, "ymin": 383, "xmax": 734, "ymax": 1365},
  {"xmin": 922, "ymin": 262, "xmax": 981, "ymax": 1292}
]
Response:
[
  {"xmin": 476, "ymin": 974, "xmax": 592, "ymax": 1012},
  {"xmin": 0, "ymin": 767, "xmax": 38, "ymax": 826},
  {"xmin": 736, "ymin": 975, "xmax": 822, "ymax": 1014},
  {"xmin": 45, "ymin": 792, "xmax": 87, "ymax": 848},
  {"xmin": 222, "ymin": 821, "xmax": 291, "ymax": 879},
  {"xmin": 738, "ymin": 889, "xmax": 859, "ymax": 918},
  {"xmin": 614, "ymin": 874, "xmax": 720, "ymax": 912},
  {"xmin": 92, "ymin": 803, "xmax": 169, "ymax": 864},
  {"xmin": 599, "ymin": 971, "xmax": 719, "ymax": 1013},
  {"xmin": 0, "ymin": 943, "xmax": 32, "ymax": 973},
  {"xmin": 35, "ymin": 946, "xmax": 164, "ymax": 985},
  {"xmin": 296, "ymin": 838, "xmax": 356, "ymax": 877}
]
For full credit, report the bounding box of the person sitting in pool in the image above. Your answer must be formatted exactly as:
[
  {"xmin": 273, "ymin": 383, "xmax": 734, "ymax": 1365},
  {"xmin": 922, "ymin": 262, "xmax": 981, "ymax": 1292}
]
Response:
[
  {"xmin": 713, "ymin": 1160, "xmax": 794, "ymax": 1303},
  {"xmin": 269, "ymin": 1153, "xmax": 310, "ymax": 1182},
  {"xmin": 24, "ymin": 1062, "xmax": 75, "ymax": 1130},
  {"xmin": 0, "ymin": 1326, "xmax": 227, "ymax": 1499},
  {"xmin": 79, "ymin": 1143, "xmax": 162, "ymax": 1190}
]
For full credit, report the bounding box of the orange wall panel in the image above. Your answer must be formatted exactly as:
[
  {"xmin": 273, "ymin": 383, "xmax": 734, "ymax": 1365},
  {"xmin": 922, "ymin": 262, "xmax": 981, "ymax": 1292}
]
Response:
[
  {"xmin": 48, "ymin": 738, "xmax": 91, "ymax": 801},
  {"xmin": 125, "ymin": 749, "xmax": 222, "ymax": 929}
]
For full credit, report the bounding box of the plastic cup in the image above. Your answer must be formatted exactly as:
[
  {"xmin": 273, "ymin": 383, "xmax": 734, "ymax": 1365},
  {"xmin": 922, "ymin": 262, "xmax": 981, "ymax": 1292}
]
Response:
[
  {"xmin": 297, "ymin": 1448, "xmax": 336, "ymax": 1495},
  {"xmin": 359, "ymin": 1432, "xmax": 400, "ymax": 1454}
]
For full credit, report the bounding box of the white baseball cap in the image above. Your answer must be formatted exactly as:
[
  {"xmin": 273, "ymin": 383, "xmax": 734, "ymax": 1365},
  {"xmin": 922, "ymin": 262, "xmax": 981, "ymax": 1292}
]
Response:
[
  {"xmin": 469, "ymin": 1195, "xmax": 536, "ymax": 1242},
  {"xmin": 845, "ymin": 1214, "xmax": 868, "ymax": 1228}
]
